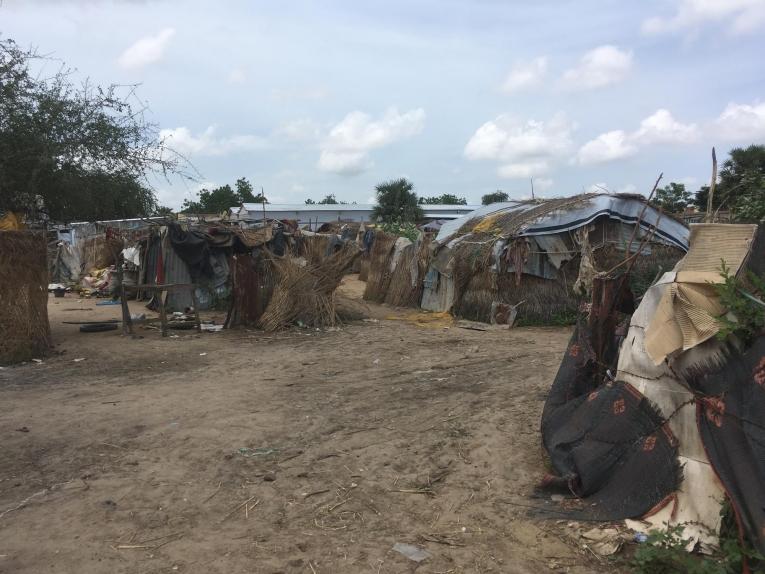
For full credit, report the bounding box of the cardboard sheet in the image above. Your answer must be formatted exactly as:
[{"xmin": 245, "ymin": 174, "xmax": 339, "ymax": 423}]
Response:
[{"xmin": 644, "ymin": 224, "xmax": 757, "ymax": 365}]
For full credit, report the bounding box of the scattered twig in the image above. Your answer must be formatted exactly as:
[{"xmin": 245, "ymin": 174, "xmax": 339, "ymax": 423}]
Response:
[
  {"xmin": 419, "ymin": 533, "xmax": 466, "ymax": 547},
  {"xmin": 390, "ymin": 488, "xmax": 435, "ymax": 496},
  {"xmin": 303, "ymin": 489, "xmax": 331, "ymax": 499},
  {"xmin": 203, "ymin": 481, "xmax": 222, "ymax": 503},
  {"xmin": 277, "ymin": 451, "xmax": 304, "ymax": 465},
  {"xmin": 221, "ymin": 495, "xmax": 259, "ymax": 522},
  {"xmin": 308, "ymin": 560, "xmax": 317, "ymax": 573}
]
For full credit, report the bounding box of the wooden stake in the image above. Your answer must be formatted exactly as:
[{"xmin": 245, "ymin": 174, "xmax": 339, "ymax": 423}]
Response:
[
  {"xmin": 625, "ymin": 172, "xmax": 663, "ymax": 259},
  {"xmin": 706, "ymin": 147, "xmax": 717, "ymax": 222}
]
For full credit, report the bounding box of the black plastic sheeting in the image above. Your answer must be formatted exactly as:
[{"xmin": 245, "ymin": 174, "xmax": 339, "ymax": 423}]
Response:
[
  {"xmin": 686, "ymin": 337, "xmax": 765, "ymax": 558},
  {"xmin": 539, "ymin": 276, "xmax": 683, "ymax": 520},
  {"xmin": 167, "ymin": 223, "xmax": 213, "ymax": 280}
]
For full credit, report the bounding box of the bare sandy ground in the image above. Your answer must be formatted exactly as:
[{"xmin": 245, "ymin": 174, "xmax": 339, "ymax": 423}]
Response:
[{"xmin": 0, "ymin": 276, "xmax": 624, "ymax": 573}]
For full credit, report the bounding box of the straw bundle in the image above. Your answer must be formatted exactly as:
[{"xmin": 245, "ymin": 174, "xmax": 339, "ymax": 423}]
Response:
[
  {"xmin": 362, "ymin": 231, "xmax": 398, "ymax": 303},
  {"xmin": 0, "ymin": 231, "xmax": 52, "ymax": 364},
  {"xmin": 259, "ymin": 243, "xmax": 361, "ymax": 331},
  {"xmin": 299, "ymin": 234, "xmax": 333, "ymax": 266}
]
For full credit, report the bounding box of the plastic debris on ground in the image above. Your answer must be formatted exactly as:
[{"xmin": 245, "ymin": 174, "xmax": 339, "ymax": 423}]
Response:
[
  {"xmin": 580, "ymin": 527, "xmax": 623, "ymax": 556},
  {"xmin": 392, "ymin": 542, "xmax": 431, "ymax": 562}
]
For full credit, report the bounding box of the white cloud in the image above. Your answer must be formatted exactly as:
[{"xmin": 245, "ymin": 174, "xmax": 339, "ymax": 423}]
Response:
[
  {"xmin": 118, "ymin": 28, "xmax": 175, "ymax": 70},
  {"xmin": 272, "ymin": 87, "xmax": 329, "ymax": 101},
  {"xmin": 642, "ymin": 0, "xmax": 765, "ymax": 35},
  {"xmin": 464, "ymin": 113, "xmax": 574, "ymax": 179},
  {"xmin": 497, "ymin": 160, "xmax": 550, "ymax": 178},
  {"xmin": 714, "ymin": 101, "xmax": 765, "ymax": 141},
  {"xmin": 318, "ymin": 108, "xmax": 425, "ymax": 175},
  {"xmin": 561, "ymin": 45, "xmax": 633, "ymax": 90},
  {"xmin": 576, "ymin": 130, "xmax": 638, "ymax": 165},
  {"xmin": 501, "ymin": 57, "xmax": 547, "ymax": 94},
  {"xmin": 632, "ymin": 109, "xmax": 700, "ymax": 144},
  {"xmin": 227, "ymin": 68, "xmax": 247, "ymax": 85},
  {"xmin": 576, "ymin": 109, "xmax": 698, "ymax": 165},
  {"xmin": 276, "ymin": 118, "xmax": 323, "ymax": 142},
  {"xmin": 159, "ymin": 125, "xmax": 268, "ymax": 156}
]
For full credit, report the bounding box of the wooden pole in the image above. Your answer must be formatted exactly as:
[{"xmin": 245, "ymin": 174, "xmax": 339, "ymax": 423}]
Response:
[
  {"xmin": 118, "ymin": 261, "xmax": 133, "ymax": 336},
  {"xmin": 261, "ymin": 187, "xmax": 266, "ymax": 227},
  {"xmin": 625, "ymin": 172, "xmax": 663, "ymax": 259},
  {"xmin": 706, "ymin": 147, "xmax": 717, "ymax": 223}
]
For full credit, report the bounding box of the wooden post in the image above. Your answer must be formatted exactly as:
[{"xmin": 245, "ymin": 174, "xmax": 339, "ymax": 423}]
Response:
[
  {"xmin": 706, "ymin": 147, "xmax": 717, "ymax": 223},
  {"xmin": 118, "ymin": 263, "xmax": 133, "ymax": 336},
  {"xmin": 159, "ymin": 289, "xmax": 168, "ymax": 337},
  {"xmin": 190, "ymin": 288, "xmax": 202, "ymax": 333}
]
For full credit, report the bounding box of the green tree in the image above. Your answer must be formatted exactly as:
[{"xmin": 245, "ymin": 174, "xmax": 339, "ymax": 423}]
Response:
[
  {"xmin": 418, "ymin": 194, "xmax": 467, "ymax": 205},
  {"xmin": 304, "ymin": 198, "xmax": 316, "ymax": 205},
  {"xmin": 235, "ymin": 177, "xmax": 257, "ymax": 202},
  {"xmin": 481, "ymin": 190, "xmax": 509, "ymax": 205},
  {"xmin": 652, "ymin": 182, "xmax": 692, "ymax": 214},
  {"xmin": 153, "ymin": 205, "xmax": 174, "ymax": 217},
  {"xmin": 371, "ymin": 178, "xmax": 423, "ymax": 223},
  {"xmin": 318, "ymin": 194, "xmax": 338, "ymax": 204},
  {"xmin": 181, "ymin": 177, "xmax": 262, "ymax": 213},
  {"xmin": 0, "ymin": 38, "xmax": 187, "ymax": 221},
  {"xmin": 695, "ymin": 145, "xmax": 765, "ymax": 220}
]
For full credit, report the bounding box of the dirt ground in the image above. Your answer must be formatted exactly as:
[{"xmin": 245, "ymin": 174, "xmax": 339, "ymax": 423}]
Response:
[{"xmin": 0, "ymin": 276, "xmax": 625, "ymax": 574}]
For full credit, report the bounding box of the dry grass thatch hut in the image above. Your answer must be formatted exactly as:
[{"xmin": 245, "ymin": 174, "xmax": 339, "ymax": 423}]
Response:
[
  {"xmin": 0, "ymin": 231, "xmax": 52, "ymax": 364},
  {"xmin": 421, "ymin": 193, "xmax": 689, "ymax": 325}
]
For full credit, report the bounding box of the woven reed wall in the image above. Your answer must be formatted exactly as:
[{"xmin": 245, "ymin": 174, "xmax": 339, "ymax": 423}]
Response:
[
  {"xmin": 383, "ymin": 236, "xmax": 432, "ymax": 308},
  {"xmin": 451, "ymin": 241, "xmax": 684, "ymax": 325},
  {"xmin": 362, "ymin": 232, "xmax": 398, "ymax": 303},
  {"xmin": 0, "ymin": 231, "xmax": 52, "ymax": 364},
  {"xmin": 79, "ymin": 235, "xmax": 123, "ymax": 273},
  {"xmin": 299, "ymin": 234, "xmax": 332, "ymax": 267},
  {"xmin": 358, "ymin": 254, "xmax": 370, "ymax": 281}
]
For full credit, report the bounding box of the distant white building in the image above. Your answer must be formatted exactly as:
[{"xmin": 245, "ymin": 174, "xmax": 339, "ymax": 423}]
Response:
[{"xmin": 235, "ymin": 203, "xmax": 479, "ymax": 225}]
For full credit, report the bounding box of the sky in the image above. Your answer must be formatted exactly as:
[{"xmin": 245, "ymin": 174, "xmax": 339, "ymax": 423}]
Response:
[{"xmin": 3, "ymin": 0, "xmax": 765, "ymax": 208}]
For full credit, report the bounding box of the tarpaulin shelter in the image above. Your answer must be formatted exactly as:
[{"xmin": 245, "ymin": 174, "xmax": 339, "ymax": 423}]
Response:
[
  {"xmin": 421, "ymin": 194, "xmax": 688, "ymax": 324},
  {"xmin": 541, "ymin": 223, "xmax": 765, "ymax": 560}
]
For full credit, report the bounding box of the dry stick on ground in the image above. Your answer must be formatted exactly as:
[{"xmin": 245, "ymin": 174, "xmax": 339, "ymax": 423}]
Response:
[
  {"xmin": 220, "ymin": 495, "xmax": 259, "ymax": 522},
  {"xmin": 202, "ymin": 481, "xmax": 222, "ymax": 503}
]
